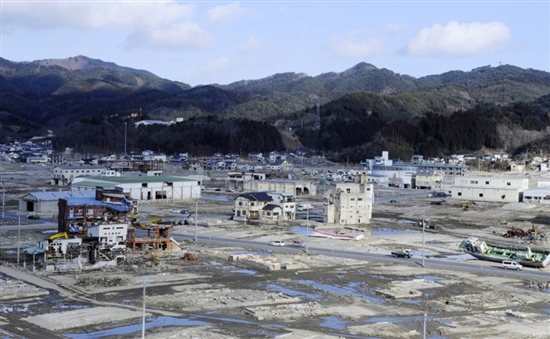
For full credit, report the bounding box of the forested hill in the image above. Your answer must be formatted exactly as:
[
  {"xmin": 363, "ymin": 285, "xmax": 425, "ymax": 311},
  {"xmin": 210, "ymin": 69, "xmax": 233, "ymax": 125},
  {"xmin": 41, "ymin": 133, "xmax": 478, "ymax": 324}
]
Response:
[{"xmin": 1, "ymin": 55, "xmax": 550, "ymax": 161}]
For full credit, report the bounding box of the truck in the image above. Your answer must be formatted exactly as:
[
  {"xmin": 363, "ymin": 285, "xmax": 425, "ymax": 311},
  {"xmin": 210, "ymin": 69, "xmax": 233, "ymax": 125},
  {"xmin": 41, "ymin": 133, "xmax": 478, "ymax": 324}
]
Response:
[{"xmin": 391, "ymin": 249, "xmax": 413, "ymax": 258}]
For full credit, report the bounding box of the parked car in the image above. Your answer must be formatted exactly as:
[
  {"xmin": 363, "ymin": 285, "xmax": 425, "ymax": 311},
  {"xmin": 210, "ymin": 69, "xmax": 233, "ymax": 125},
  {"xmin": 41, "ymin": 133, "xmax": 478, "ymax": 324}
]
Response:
[
  {"xmin": 502, "ymin": 260, "xmax": 523, "ymax": 270},
  {"xmin": 292, "ymin": 240, "xmax": 305, "ymax": 247},
  {"xmin": 270, "ymin": 240, "xmax": 285, "ymax": 247},
  {"xmin": 433, "ymin": 191, "xmax": 447, "ymax": 197},
  {"xmin": 171, "ymin": 208, "xmax": 181, "ymax": 213},
  {"xmin": 27, "ymin": 213, "xmax": 40, "ymax": 220}
]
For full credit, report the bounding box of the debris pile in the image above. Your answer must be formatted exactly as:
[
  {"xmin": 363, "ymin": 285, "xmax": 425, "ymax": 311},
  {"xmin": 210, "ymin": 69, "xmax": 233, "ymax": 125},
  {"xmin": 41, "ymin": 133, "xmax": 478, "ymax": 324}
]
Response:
[
  {"xmin": 75, "ymin": 276, "xmax": 129, "ymax": 288},
  {"xmin": 502, "ymin": 225, "xmax": 546, "ymax": 240},
  {"xmin": 182, "ymin": 252, "xmax": 199, "ymax": 261}
]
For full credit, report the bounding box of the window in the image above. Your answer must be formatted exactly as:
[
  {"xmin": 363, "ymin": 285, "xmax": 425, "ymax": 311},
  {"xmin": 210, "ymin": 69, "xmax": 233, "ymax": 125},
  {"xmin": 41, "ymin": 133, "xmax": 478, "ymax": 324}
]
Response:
[
  {"xmin": 346, "ymin": 188, "xmax": 351, "ymax": 193},
  {"xmin": 458, "ymin": 192, "xmax": 462, "ymax": 196},
  {"xmin": 77, "ymin": 209, "xmax": 83, "ymax": 215},
  {"xmin": 507, "ymin": 182, "xmax": 511, "ymax": 186},
  {"xmin": 485, "ymin": 181, "xmax": 489, "ymax": 185},
  {"xmin": 87, "ymin": 209, "xmax": 93, "ymax": 215},
  {"xmin": 238, "ymin": 202, "xmax": 243, "ymax": 206},
  {"xmin": 142, "ymin": 183, "xmax": 148, "ymax": 188},
  {"xmin": 350, "ymin": 198, "xmax": 355, "ymax": 201},
  {"xmin": 479, "ymin": 193, "xmax": 484, "ymax": 197},
  {"xmin": 358, "ymin": 198, "xmax": 363, "ymax": 201},
  {"xmin": 470, "ymin": 180, "xmax": 478, "ymax": 184},
  {"xmin": 250, "ymin": 202, "xmax": 255, "ymax": 206}
]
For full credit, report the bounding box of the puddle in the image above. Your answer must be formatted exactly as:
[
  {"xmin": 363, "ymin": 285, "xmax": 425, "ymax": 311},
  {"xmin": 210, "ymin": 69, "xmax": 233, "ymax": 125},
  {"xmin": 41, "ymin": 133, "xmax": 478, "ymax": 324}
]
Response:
[
  {"xmin": 320, "ymin": 315, "xmax": 347, "ymax": 330},
  {"xmin": 63, "ymin": 316, "xmax": 211, "ymax": 339},
  {"xmin": 414, "ymin": 275, "xmax": 442, "ymax": 282},
  {"xmin": 231, "ymin": 250, "xmax": 272, "ymax": 257},
  {"xmin": 230, "ymin": 269, "xmax": 257, "ymax": 275},
  {"xmin": 291, "ymin": 226, "xmax": 315, "ymax": 235},
  {"xmin": 295, "ymin": 280, "xmax": 385, "ymax": 304},
  {"xmin": 265, "ymin": 283, "xmax": 322, "ymax": 300},
  {"xmin": 193, "ymin": 314, "xmax": 287, "ymax": 329},
  {"xmin": 372, "ymin": 228, "xmax": 420, "ymax": 236},
  {"xmin": 398, "ymin": 299, "xmax": 422, "ymax": 305}
]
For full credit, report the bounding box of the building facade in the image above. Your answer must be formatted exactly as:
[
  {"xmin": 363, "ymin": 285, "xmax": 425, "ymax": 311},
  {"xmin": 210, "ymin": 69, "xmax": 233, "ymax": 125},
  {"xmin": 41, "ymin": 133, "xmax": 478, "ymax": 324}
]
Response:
[{"xmin": 325, "ymin": 176, "xmax": 374, "ymax": 225}]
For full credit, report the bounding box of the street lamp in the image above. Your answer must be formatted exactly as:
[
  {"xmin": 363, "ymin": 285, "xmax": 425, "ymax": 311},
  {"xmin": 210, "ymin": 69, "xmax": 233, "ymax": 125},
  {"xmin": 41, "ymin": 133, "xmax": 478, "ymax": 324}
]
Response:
[{"xmin": 141, "ymin": 278, "xmax": 150, "ymax": 339}]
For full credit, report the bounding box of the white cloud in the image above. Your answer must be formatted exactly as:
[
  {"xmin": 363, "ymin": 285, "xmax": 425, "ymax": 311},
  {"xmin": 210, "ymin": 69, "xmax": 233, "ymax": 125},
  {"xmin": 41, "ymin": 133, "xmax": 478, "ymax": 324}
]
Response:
[
  {"xmin": 239, "ymin": 35, "xmax": 262, "ymax": 54},
  {"xmin": 407, "ymin": 21, "xmax": 512, "ymax": 57},
  {"xmin": 326, "ymin": 29, "xmax": 384, "ymax": 58},
  {"xmin": 206, "ymin": 2, "xmax": 257, "ymax": 24},
  {"xmin": 3, "ymin": 0, "xmax": 194, "ymax": 31},
  {"xmin": 123, "ymin": 24, "xmax": 211, "ymax": 51},
  {"xmin": 385, "ymin": 24, "xmax": 408, "ymax": 36}
]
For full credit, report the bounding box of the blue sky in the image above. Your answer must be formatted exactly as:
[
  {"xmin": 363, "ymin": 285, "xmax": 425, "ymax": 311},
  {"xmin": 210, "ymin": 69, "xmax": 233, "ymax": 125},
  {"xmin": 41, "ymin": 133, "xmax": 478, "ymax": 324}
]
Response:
[{"xmin": 2, "ymin": 1, "xmax": 548, "ymax": 86}]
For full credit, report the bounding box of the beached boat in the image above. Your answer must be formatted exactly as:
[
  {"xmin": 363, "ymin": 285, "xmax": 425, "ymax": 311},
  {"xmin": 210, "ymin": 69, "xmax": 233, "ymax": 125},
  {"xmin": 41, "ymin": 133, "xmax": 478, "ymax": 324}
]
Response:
[{"xmin": 459, "ymin": 237, "xmax": 550, "ymax": 268}]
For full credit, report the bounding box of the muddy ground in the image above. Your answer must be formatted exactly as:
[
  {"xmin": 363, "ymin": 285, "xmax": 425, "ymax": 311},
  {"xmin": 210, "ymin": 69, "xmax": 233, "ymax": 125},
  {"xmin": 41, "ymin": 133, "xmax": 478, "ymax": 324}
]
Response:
[{"xmin": 0, "ymin": 162, "xmax": 550, "ymax": 338}]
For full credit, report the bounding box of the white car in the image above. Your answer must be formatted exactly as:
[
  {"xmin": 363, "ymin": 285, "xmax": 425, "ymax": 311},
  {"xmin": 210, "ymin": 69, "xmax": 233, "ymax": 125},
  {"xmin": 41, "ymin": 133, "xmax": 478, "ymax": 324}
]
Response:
[
  {"xmin": 270, "ymin": 240, "xmax": 285, "ymax": 247},
  {"xmin": 502, "ymin": 260, "xmax": 523, "ymax": 270}
]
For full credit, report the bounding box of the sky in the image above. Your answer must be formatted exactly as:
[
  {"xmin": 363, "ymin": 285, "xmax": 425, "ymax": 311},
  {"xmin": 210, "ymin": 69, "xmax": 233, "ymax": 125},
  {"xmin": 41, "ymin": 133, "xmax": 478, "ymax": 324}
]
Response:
[{"xmin": 1, "ymin": 1, "xmax": 549, "ymax": 86}]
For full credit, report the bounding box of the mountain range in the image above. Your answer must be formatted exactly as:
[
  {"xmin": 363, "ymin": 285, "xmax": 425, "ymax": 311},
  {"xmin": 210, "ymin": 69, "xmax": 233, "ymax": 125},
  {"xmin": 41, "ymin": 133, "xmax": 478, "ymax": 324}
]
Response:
[{"xmin": 1, "ymin": 55, "xmax": 550, "ymax": 162}]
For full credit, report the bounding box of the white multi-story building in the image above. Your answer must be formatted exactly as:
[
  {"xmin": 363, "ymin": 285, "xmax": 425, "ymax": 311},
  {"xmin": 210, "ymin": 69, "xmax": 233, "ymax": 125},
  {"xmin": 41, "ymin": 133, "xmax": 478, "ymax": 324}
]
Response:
[
  {"xmin": 451, "ymin": 176, "xmax": 529, "ymax": 202},
  {"xmin": 51, "ymin": 164, "xmax": 107, "ymax": 185},
  {"xmin": 325, "ymin": 175, "xmax": 374, "ymax": 225}
]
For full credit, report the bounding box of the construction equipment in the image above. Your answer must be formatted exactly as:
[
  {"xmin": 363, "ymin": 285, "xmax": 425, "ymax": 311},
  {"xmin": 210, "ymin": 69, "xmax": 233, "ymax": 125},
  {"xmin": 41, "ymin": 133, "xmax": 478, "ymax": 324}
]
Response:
[
  {"xmin": 462, "ymin": 201, "xmax": 476, "ymax": 211},
  {"xmin": 49, "ymin": 232, "xmax": 68, "ymax": 240},
  {"xmin": 141, "ymin": 217, "xmax": 164, "ymax": 229}
]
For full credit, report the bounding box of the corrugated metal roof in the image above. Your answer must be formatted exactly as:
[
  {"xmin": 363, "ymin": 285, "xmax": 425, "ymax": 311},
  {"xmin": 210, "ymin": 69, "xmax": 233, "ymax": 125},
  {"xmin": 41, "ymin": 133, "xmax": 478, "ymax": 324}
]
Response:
[{"xmin": 24, "ymin": 190, "xmax": 95, "ymax": 201}]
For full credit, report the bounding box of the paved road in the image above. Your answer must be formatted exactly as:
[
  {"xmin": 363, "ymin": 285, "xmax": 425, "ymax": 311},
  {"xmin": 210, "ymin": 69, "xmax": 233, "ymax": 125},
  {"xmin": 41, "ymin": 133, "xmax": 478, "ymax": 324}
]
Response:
[{"xmin": 167, "ymin": 231, "xmax": 550, "ymax": 280}]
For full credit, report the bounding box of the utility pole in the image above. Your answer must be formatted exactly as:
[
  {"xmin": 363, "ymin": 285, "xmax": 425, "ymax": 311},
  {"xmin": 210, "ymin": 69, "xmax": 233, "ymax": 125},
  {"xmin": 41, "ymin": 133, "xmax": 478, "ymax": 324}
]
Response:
[
  {"xmin": 1, "ymin": 180, "xmax": 5, "ymax": 219},
  {"xmin": 124, "ymin": 122, "xmax": 128, "ymax": 157},
  {"xmin": 195, "ymin": 194, "xmax": 198, "ymax": 243},
  {"xmin": 306, "ymin": 206, "xmax": 309, "ymax": 253},
  {"xmin": 422, "ymin": 217, "xmax": 425, "ymax": 267},
  {"xmin": 17, "ymin": 211, "xmax": 21, "ymax": 265}
]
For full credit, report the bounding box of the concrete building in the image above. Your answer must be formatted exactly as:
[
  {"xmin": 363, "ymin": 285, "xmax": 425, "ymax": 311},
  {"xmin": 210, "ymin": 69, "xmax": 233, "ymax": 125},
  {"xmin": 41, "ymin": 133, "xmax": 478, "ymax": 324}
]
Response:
[
  {"xmin": 226, "ymin": 172, "xmax": 267, "ymax": 192},
  {"xmin": 325, "ymin": 176, "xmax": 374, "ymax": 225},
  {"xmin": 362, "ymin": 151, "xmax": 467, "ymax": 181},
  {"xmin": 414, "ymin": 169, "xmax": 443, "ymax": 190},
  {"xmin": 244, "ymin": 179, "xmax": 317, "ymax": 196},
  {"xmin": 451, "ymin": 176, "xmax": 529, "ymax": 202},
  {"xmin": 51, "ymin": 164, "xmax": 107, "ymax": 185},
  {"xmin": 522, "ymin": 188, "xmax": 550, "ymax": 204},
  {"xmin": 71, "ymin": 175, "xmax": 201, "ymax": 202}
]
